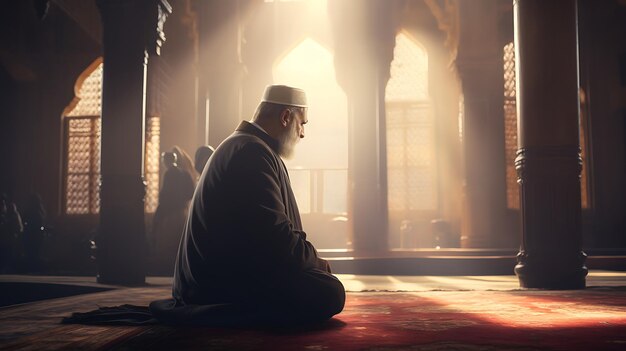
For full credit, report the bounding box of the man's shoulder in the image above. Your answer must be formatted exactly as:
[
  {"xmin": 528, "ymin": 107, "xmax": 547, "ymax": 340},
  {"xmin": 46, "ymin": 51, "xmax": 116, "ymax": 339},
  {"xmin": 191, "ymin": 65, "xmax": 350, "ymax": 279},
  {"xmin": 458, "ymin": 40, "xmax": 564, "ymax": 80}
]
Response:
[
  {"xmin": 221, "ymin": 131, "xmax": 277, "ymax": 159},
  {"xmin": 205, "ymin": 132, "xmax": 280, "ymax": 176}
]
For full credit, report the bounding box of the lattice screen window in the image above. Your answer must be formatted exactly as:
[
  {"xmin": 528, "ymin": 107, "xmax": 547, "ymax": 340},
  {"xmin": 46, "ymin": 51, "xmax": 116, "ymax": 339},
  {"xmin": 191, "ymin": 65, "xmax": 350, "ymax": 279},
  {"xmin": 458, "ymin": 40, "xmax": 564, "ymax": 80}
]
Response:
[
  {"xmin": 63, "ymin": 60, "xmax": 160, "ymax": 214},
  {"xmin": 503, "ymin": 42, "xmax": 589, "ymax": 209},
  {"xmin": 65, "ymin": 117, "xmax": 101, "ymax": 214},
  {"xmin": 144, "ymin": 116, "xmax": 161, "ymax": 213},
  {"xmin": 503, "ymin": 42, "xmax": 519, "ymax": 209},
  {"xmin": 386, "ymin": 33, "xmax": 437, "ymax": 212},
  {"xmin": 64, "ymin": 61, "xmax": 103, "ymax": 215}
]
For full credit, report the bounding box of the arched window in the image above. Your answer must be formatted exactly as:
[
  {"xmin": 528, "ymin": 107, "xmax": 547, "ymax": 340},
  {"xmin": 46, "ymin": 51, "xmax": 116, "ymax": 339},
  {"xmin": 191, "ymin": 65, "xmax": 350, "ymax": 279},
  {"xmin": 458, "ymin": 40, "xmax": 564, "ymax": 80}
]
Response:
[
  {"xmin": 386, "ymin": 33, "xmax": 437, "ymax": 214},
  {"xmin": 385, "ymin": 32, "xmax": 437, "ymax": 249},
  {"xmin": 273, "ymin": 37, "xmax": 349, "ymax": 248},
  {"xmin": 62, "ymin": 58, "xmax": 160, "ymax": 214},
  {"xmin": 62, "ymin": 59, "xmax": 103, "ymax": 215},
  {"xmin": 502, "ymin": 41, "xmax": 589, "ymax": 209}
]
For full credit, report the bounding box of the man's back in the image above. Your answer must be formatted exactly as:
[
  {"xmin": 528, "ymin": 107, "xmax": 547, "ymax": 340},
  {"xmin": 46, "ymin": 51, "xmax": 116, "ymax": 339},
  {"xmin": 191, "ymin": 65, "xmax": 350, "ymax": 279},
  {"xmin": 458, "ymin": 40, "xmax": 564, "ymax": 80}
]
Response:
[
  {"xmin": 174, "ymin": 122, "xmax": 328, "ymax": 306},
  {"xmin": 166, "ymin": 85, "xmax": 344, "ymax": 325}
]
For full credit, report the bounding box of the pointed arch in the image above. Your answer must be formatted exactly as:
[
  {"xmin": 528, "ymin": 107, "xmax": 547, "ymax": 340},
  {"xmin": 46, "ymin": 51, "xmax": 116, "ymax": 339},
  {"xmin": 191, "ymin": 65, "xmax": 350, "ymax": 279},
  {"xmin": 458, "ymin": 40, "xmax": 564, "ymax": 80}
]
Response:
[
  {"xmin": 63, "ymin": 57, "xmax": 103, "ymax": 118},
  {"xmin": 61, "ymin": 58, "xmax": 160, "ymax": 214},
  {"xmin": 386, "ymin": 32, "xmax": 437, "ymax": 212},
  {"xmin": 385, "ymin": 31, "xmax": 438, "ymax": 248}
]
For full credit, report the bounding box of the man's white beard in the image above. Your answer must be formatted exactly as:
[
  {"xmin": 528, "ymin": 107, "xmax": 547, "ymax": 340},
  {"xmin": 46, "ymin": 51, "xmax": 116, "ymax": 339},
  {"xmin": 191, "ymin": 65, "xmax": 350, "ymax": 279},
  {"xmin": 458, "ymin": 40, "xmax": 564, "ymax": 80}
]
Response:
[{"xmin": 277, "ymin": 119, "xmax": 299, "ymax": 159}]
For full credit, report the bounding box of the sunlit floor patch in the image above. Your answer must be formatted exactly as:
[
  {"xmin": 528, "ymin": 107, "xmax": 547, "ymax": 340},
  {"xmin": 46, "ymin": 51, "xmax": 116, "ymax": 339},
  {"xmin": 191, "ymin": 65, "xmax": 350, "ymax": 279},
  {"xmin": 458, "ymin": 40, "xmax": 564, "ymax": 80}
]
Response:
[
  {"xmin": 336, "ymin": 270, "xmax": 626, "ymax": 292},
  {"xmin": 413, "ymin": 290, "xmax": 626, "ymax": 328}
]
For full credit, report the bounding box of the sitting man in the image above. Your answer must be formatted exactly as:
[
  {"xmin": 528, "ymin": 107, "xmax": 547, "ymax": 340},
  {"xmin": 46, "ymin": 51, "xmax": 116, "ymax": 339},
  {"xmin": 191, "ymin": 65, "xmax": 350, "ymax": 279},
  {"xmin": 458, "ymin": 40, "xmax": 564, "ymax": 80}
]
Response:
[{"xmin": 153, "ymin": 85, "xmax": 345, "ymax": 326}]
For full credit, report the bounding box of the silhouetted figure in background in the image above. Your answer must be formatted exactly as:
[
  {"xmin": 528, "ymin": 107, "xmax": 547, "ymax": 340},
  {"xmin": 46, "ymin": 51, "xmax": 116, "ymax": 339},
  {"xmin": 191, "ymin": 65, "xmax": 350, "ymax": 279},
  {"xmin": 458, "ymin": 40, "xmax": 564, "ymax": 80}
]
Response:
[
  {"xmin": 172, "ymin": 145, "xmax": 199, "ymax": 184},
  {"xmin": 194, "ymin": 145, "xmax": 215, "ymax": 176},
  {"xmin": 152, "ymin": 152, "xmax": 195, "ymax": 268},
  {"xmin": 0, "ymin": 193, "xmax": 23, "ymax": 273},
  {"xmin": 22, "ymin": 193, "xmax": 46, "ymax": 272}
]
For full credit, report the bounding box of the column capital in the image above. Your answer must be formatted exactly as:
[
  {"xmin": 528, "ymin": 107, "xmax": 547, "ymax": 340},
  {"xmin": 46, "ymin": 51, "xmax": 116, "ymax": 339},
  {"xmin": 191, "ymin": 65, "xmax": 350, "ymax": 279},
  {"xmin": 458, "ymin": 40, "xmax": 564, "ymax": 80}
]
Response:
[
  {"xmin": 424, "ymin": 0, "xmax": 460, "ymax": 61},
  {"xmin": 96, "ymin": 0, "xmax": 172, "ymax": 56},
  {"xmin": 328, "ymin": 0, "xmax": 397, "ymax": 94},
  {"xmin": 147, "ymin": 0, "xmax": 172, "ymax": 56}
]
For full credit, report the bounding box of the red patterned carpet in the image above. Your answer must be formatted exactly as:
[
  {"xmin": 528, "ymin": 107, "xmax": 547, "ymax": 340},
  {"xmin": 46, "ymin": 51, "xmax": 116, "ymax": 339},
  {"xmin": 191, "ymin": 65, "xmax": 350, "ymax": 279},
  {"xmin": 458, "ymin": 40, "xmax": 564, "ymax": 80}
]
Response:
[{"xmin": 1, "ymin": 285, "xmax": 626, "ymax": 350}]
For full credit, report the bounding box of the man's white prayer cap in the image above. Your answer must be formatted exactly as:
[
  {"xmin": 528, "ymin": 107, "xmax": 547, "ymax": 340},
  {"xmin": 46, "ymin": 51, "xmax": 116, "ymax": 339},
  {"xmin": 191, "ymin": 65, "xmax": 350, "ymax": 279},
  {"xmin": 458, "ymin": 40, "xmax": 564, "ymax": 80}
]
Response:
[{"xmin": 261, "ymin": 85, "xmax": 308, "ymax": 108}]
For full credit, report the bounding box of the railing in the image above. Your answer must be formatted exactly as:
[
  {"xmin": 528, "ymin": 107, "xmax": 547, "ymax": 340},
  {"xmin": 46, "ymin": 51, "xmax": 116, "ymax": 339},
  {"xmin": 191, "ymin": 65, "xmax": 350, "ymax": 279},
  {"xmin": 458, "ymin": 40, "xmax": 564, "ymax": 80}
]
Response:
[{"xmin": 287, "ymin": 168, "xmax": 348, "ymax": 215}]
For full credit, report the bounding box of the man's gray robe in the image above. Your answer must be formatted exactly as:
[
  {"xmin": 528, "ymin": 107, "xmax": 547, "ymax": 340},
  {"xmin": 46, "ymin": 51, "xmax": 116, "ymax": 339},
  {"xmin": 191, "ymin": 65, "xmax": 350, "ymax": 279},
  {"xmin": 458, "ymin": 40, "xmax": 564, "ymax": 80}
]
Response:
[{"xmin": 168, "ymin": 121, "xmax": 344, "ymax": 324}]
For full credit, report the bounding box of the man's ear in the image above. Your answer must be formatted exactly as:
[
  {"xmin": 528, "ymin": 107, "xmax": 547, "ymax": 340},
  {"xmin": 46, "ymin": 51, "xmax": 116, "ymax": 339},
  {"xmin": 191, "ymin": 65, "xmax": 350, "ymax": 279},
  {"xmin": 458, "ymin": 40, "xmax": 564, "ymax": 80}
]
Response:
[{"xmin": 279, "ymin": 108, "xmax": 291, "ymax": 127}]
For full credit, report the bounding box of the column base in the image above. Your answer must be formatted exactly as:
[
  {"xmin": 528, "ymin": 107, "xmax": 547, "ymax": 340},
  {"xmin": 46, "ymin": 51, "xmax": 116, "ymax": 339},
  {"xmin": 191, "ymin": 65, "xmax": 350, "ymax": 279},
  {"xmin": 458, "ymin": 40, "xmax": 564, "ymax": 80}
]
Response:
[
  {"xmin": 515, "ymin": 252, "xmax": 588, "ymax": 289},
  {"xmin": 514, "ymin": 146, "xmax": 587, "ymax": 289},
  {"xmin": 97, "ymin": 175, "xmax": 147, "ymax": 286}
]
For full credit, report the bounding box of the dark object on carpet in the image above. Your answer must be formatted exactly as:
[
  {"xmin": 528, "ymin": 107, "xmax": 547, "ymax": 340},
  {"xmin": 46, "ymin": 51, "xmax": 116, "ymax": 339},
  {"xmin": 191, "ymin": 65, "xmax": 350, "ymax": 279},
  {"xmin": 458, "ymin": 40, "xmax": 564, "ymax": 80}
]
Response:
[
  {"xmin": 62, "ymin": 298, "xmax": 330, "ymax": 328},
  {"xmin": 62, "ymin": 299, "xmax": 262, "ymax": 327},
  {"xmin": 62, "ymin": 304, "xmax": 156, "ymax": 326}
]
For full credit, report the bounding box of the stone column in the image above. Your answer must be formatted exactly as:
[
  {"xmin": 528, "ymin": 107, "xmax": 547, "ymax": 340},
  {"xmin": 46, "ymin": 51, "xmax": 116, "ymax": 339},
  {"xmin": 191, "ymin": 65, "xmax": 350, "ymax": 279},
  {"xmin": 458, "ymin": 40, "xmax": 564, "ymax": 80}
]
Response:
[
  {"xmin": 240, "ymin": 3, "xmax": 274, "ymax": 121},
  {"xmin": 513, "ymin": 0, "xmax": 587, "ymax": 289},
  {"xmin": 96, "ymin": 0, "xmax": 171, "ymax": 285},
  {"xmin": 195, "ymin": 77, "xmax": 209, "ymax": 146},
  {"xmin": 198, "ymin": 0, "xmax": 245, "ymax": 147},
  {"xmin": 193, "ymin": 0, "xmax": 210, "ymax": 147},
  {"xmin": 329, "ymin": 0, "xmax": 398, "ymax": 253},
  {"xmin": 455, "ymin": 0, "xmax": 507, "ymax": 248},
  {"xmin": 347, "ymin": 65, "xmax": 390, "ymax": 253}
]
